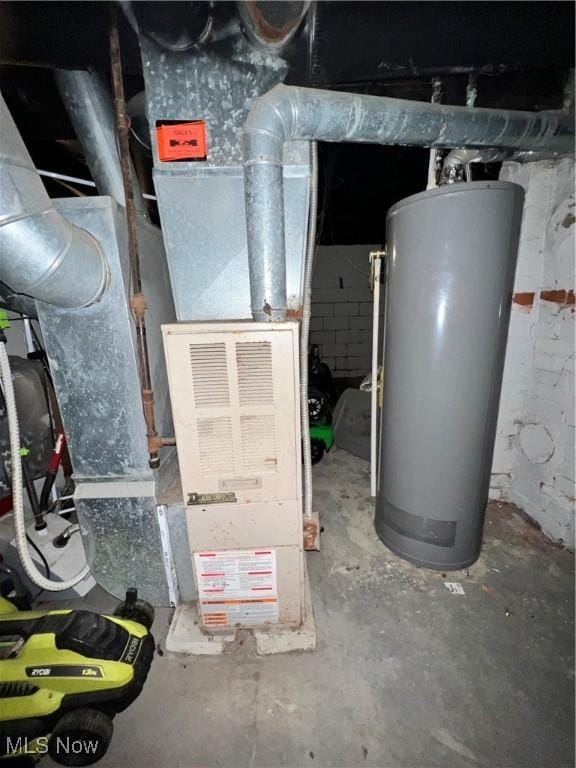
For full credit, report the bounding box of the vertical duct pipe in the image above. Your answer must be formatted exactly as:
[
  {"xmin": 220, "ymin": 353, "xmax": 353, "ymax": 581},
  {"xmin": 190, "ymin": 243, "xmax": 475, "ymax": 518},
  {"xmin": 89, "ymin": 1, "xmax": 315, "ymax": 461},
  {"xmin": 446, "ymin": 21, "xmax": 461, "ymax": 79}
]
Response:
[
  {"xmin": 0, "ymin": 94, "xmax": 108, "ymax": 309},
  {"xmin": 243, "ymin": 83, "xmax": 573, "ymax": 320},
  {"xmin": 55, "ymin": 68, "xmax": 147, "ymax": 216}
]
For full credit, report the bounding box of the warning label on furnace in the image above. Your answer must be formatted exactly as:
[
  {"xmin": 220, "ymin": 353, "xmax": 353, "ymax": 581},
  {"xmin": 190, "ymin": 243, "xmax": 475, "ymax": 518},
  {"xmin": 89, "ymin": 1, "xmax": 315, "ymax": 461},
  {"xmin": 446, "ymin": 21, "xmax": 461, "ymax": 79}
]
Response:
[{"xmin": 195, "ymin": 549, "xmax": 278, "ymax": 627}]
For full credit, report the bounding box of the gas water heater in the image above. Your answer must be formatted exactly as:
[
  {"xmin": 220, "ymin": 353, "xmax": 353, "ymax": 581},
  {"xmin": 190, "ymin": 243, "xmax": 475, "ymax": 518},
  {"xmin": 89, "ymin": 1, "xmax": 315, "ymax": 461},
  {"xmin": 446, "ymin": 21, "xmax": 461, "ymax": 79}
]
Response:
[{"xmin": 376, "ymin": 180, "xmax": 524, "ymax": 570}]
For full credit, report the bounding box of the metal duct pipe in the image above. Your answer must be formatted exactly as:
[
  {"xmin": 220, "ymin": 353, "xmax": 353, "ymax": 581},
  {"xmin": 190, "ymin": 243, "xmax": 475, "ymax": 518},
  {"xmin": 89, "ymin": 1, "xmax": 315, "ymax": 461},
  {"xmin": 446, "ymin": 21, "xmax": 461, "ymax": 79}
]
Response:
[
  {"xmin": 0, "ymin": 94, "xmax": 108, "ymax": 309},
  {"xmin": 243, "ymin": 83, "xmax": 573, "ymax": 320},
  {"xmin": 55, "ymin": 69, "xmax": 147, "ymax": 215},
  {"xmin": 442, "ymin": 147, "xmax": 551, "ymax": 173},
  {"xmin": 237, "ymin": 1, "xmax": 311, "ymax": 53},
  {"xmin": 122, "ymin": 1, "xmax": 212, "ymax": 52}
]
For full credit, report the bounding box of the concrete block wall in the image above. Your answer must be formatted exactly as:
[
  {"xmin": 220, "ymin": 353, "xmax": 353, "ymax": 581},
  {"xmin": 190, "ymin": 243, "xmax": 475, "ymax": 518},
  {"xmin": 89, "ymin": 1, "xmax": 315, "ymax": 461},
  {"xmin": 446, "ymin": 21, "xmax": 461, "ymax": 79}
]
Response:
[
  {"xmin": 310, "ymin": 245, "xmax": 381, "ymax": 377},
  {"xmin": 492, "ymin": 158, "xmax": 575, "ymax": 546}
]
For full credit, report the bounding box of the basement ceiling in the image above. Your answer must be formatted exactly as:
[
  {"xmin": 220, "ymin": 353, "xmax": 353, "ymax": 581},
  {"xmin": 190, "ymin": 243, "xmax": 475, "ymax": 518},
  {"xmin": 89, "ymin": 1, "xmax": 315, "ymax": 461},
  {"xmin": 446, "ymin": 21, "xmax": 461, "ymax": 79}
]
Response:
[{"xmin": 0, "ymin": 0, "xmax": 573, "ymax": 243}]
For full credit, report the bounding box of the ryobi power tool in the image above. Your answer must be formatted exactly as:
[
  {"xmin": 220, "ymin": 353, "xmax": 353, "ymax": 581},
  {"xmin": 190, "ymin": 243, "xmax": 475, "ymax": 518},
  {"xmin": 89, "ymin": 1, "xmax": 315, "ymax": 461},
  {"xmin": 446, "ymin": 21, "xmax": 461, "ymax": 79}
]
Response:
[{"xmin": 0, "ymin": 588, "xmax": 154, "ymax": 766}]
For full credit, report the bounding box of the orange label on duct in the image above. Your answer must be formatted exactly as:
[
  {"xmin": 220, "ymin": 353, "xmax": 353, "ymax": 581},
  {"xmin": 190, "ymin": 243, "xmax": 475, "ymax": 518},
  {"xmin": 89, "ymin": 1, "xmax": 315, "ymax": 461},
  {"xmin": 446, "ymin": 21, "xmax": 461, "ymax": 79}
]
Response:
[{"xmin": 155, "ymin": 121, "xmax": 207, "ymax": 162}]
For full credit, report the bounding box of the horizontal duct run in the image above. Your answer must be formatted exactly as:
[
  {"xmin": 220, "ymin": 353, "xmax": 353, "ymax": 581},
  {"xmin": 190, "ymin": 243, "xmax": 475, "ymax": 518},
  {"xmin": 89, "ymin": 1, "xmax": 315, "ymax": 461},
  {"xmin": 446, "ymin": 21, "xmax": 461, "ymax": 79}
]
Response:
[{"xmin": 243, "ymin": 83, "xmax": 574, "ymax": 320}]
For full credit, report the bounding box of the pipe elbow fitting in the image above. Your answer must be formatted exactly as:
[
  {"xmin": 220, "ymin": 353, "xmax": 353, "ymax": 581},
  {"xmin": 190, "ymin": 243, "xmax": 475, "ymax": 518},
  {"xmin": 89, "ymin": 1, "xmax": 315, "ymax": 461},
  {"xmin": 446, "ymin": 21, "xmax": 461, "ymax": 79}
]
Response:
[
  {"xmin": 443, "ymin": 148, "xmax": 481, "ymax": 169},
  {"xmin": 243, "ymin": 84, "xmax": 297, "ymax": 164},
  {"xmin": 0, "ymin": 94, "xmax": 109, "ymax": 309},
  {"xmin": 0, "ymin": 207, "xmax": 109, "ymax": 309}
]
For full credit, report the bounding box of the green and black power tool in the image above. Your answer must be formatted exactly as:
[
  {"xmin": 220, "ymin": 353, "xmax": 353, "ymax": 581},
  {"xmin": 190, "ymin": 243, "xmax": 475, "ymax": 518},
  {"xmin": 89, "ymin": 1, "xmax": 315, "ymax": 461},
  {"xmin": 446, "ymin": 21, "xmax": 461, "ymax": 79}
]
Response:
[
  {"xmin": 0, "ymin": 588, "xmax": 154, "ymax": 766},
  {"xmin": 308, "ymin": 388, "xmax": 334, "ymax": 465},
  {"xmin": 308, "ymin": 345, "xmax": 335, "ymax": 464}
]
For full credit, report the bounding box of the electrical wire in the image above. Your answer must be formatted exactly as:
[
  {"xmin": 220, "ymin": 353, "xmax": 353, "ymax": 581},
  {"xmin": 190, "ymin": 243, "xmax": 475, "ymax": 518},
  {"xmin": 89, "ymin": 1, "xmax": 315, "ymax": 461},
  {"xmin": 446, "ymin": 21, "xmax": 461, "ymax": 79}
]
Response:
[
  {"xmin": 37, "ymin": 170, "xmax": 157, "ymax": 200},
  {"xmin": 25, "ymin": 533, "xmax": 50, "ymax": 579}
]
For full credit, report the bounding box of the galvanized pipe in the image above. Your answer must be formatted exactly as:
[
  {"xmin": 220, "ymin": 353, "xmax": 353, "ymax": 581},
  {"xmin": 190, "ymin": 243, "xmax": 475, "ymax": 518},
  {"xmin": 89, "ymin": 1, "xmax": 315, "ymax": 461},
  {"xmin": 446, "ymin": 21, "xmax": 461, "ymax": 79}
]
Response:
[
  {"xmin": 110, "ymin": 8, "xmax": 160, "ymax": 470},
  {"xmin": 442, "ymin": 146, "xmax": 554, "ymax": 175},
  {"xmin": 243, "ymin": 83, "xmax": 574, "ymax": 320},
  {"xmin": 237, "ymin": 0, "xmax": 311, "ymax": 53},
  {"xmin": 0, "ymin": 94, "xmax": 108, "ymax": 309},
  {"xmin": 55, "ymin": 68, "xmax": 147, "ymax": 215}
]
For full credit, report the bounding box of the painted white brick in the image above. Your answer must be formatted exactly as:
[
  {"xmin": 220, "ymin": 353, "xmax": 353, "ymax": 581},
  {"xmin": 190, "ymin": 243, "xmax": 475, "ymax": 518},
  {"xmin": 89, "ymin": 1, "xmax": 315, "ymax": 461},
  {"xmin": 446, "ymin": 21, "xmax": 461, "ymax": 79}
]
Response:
[
  {"xmin": 310, "ymin": 330, "xmax": 335, "ymax": 346},
  {"xmin": 493, "ymin": 159, "xmax": 575, "ymax": 547},
  {"xmin": 498, "ymin": 389, "xmax": 525, "ymax": 418},
  {"xmin": 359, "ymin": 302, "xmax": 374, "ymax": 316},
  {"xmin": 492, "ymin": 436, "xmax": 515, "ymax": 472},
  {"xmin": 347, "ymin": 355, "xmax": 372, "ymax": 371},
  {"xmin": 310, "ymin": 317, "xmax": 323, "ymax": 332},
  {"xmin": 490, "ymin": 472, "xmax": 512, "ymax": 490},
  {"xmin": 339, "ymin": 329, "xmax": 366, "ymax": 344},
  {"xmin": 334, "ymin": 302, "xmax": 358, "ymax": 317},
  {"xmin": 349, "ymin": 317, "xmax": 372, "ymax": 331},
  {"xmin": 324, "ymin": 343, "xmax": 347, "ymax": 356},
  {"xmin": 312, "ymin": 245, "xmax": 376, "ymax": 290},
  {"xmin": 312, "ymin": 302, "xmax": 333, "ymax": 317},
  {"xmin": 335, "ymin": 356, "xmax": 352, "ymax": 370},
  {"xmin": 323, "ymin": 317, "xmax": 349, "ymax": 331},
  {"xmin": 347, "ymin": 342, "xmax": 372, "ymax": 357},
  {"xmin": 533, "ymin": 351, "xmax": 570, "ymax": 374},
  {"xmin": 315, "ymin": 288, "xmax": 372, "ymax": 303},
  {"xmin": 555, "ymin": 473, "xmax": 576, "ymax": 500},
  {"xmin": 496, "ymin": 419, "xmax": 518, "ymax": 438},
  {"xmin": 508, "ymin": 306, "xmax": 536, "ymax": 338}
]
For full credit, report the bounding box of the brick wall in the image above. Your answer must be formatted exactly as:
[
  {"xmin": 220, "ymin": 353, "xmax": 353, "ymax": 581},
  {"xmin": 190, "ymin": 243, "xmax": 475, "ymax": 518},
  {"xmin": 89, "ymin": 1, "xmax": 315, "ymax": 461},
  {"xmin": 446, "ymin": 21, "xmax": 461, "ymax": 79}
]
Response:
[
  {"xmin": 310, "ymin": 244, "xmax": 381, "ymax": 377},
  {"xmin": 491, "ymin": 159, "xmax": 575, "ymax": 546}
]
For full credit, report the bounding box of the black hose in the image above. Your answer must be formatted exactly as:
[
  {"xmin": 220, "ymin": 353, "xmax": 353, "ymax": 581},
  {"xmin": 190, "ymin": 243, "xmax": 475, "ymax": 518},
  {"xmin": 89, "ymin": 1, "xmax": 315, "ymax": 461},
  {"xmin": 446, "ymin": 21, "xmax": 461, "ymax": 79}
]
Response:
[
  {"xmin": 21, "ymin": 456, "xmax": 45, "ymax": 531},
  {"xmin": 25, "ymin": 533, "xmax": 50, "ymax": 580}
]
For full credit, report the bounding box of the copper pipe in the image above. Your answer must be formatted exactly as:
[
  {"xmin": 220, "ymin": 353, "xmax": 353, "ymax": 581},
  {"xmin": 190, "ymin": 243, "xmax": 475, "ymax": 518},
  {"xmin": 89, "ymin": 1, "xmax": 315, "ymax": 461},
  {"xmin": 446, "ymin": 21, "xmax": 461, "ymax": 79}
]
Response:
[{"xmin": 109, "ymin": 7, "xmax": 160, "ymax": 469}]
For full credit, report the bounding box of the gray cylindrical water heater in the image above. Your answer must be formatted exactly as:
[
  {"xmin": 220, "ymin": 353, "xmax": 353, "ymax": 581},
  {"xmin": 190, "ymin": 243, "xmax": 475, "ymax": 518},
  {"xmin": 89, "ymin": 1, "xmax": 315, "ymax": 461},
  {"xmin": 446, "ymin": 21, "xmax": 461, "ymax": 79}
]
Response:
[{"xmin": 375, "ymin": 181, "xmax": 524, "ymax": 570}]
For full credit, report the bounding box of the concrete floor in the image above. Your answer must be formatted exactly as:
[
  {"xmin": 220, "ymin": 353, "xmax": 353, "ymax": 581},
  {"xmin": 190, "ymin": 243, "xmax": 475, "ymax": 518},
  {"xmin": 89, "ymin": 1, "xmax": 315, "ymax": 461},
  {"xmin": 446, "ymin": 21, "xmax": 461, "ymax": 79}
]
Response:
[{"xmin": 45, "ymin": 449, "xmax": 574, "ymax": 768}]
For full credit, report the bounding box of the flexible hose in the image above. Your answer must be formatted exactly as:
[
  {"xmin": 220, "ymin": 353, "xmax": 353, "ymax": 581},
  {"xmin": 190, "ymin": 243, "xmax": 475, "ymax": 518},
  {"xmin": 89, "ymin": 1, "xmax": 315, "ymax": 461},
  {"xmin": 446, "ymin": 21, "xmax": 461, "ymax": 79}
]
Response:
[
  {"xmin": 0, "ymin": 340, "xmax": 90, "ymax": 591},
  {"xmin": 300, "ymin": 142, "xmax": 319, "ymax": 520}
]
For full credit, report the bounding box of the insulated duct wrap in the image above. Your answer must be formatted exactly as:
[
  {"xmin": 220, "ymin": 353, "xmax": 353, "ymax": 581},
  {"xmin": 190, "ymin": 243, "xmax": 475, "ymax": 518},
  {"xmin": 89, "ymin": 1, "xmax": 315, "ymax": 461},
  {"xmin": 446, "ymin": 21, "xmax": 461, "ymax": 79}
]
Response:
[{"xmin": 375, "ymin": 181, "xmax": 524, "ymax": 569}]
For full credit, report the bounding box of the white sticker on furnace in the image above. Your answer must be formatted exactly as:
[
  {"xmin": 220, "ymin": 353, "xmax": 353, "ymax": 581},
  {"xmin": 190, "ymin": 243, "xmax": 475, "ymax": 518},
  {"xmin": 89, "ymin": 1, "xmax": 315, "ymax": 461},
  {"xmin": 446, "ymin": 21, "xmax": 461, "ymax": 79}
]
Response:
[{"xmin": 195, "ymin": 549, "xmax": 278, "ymax": 627}]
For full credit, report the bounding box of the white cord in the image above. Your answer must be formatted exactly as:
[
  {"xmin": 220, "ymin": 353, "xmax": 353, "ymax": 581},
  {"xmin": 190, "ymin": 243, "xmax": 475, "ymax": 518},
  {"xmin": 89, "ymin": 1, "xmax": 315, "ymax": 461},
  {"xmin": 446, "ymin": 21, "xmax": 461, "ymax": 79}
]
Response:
[
  {"xmin": 301, "ymin": 142, "xmax": 319, "ymax": 521},
  {"xmin": 0, "ymin": 341, "xmax": 90, "ymax": 591},
  {"xmin": 37, "ymin": 170, "xmax": 157, "ymax": 200}
]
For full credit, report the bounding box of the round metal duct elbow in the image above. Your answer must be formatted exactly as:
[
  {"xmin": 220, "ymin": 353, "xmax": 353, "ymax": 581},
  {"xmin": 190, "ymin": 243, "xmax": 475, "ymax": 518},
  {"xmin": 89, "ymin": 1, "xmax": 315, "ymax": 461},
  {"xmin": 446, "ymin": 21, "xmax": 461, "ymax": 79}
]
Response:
[
  {"xmin": 0, "ymin": 94, "xmax": 108, "ymax": 309},
  {"xmin": 0, "ymin": 208, "xmax": 109, "ymax": 309}
]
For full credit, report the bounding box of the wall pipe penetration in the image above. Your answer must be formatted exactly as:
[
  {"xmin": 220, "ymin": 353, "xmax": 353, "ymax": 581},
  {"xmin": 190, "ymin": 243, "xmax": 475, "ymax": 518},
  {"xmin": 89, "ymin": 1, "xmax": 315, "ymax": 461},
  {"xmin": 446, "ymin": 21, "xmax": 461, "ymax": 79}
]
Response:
[
  {"xmin": 0, "ymin": 94, "xmax": 108, "ymax": 309},
  {"xmin": 243, "ymin": 83, "xmax": 574, "ymax": 320}
]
